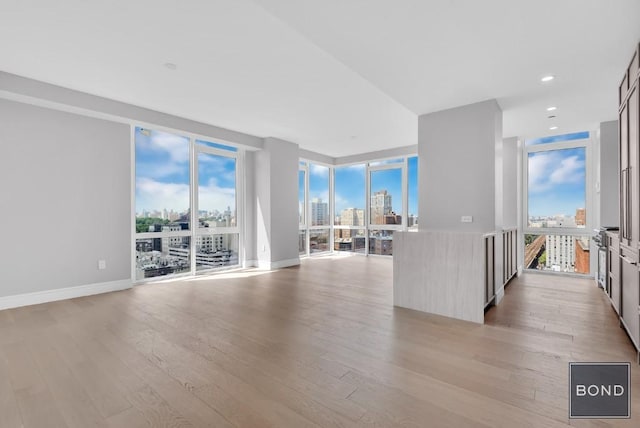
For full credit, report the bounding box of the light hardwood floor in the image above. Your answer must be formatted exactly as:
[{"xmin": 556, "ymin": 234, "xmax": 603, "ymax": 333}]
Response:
[{"xmin": 0, "ymin": 255, "xmax": 639, "ymax": 427}]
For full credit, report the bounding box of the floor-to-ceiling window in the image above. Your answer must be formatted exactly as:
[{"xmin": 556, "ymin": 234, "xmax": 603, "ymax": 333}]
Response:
[
  {"xmin": 308, "ymin": 163, "xmax": 331, "ymax": 254},
  {"xmin": 408, "ymin": 156, "xmax": 419, "ymax": 231},
  {"xmin": 194, "ymin": 140, "xmax": 240, "ymax": 271},
  {"xmin": 523, "ymin": 132, "xmax": 592, "ymax": 274},
  {"xmin": 368, "ymin": 159, "xmax": 404, "ymax": 255},
  {"xmin": 299, "ymin": 155, "xmax": 417, "ymax": 257},
  {"xmin": 298, "ymin": 162, "xmax": 307, "ymax": 255},
  {"xmin": 334, "ymin": 164, "xmax": 366, "ymax": 253},
  {"xmin": 134, "ymin": 127, "xmax": 242, "ymax": 281}
]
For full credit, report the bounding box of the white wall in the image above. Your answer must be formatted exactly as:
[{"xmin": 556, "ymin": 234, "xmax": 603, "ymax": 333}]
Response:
[
  {"xmin": 600, "ymin": 120, "xmax": 619, "ymax": 227},
  {"xmin": 419, "ymin": 100, "xmax": 502, "ymax": 232},
  {"xmin": 0, "ymin": 99, "xmax": 131, "ymax": 298}
]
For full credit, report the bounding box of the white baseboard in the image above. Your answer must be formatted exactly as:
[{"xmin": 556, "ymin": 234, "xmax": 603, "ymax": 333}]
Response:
[
  {"xmin": 244, "ymin": 260, "xmax": 259, "ymax": 268},
  {"xmin": 0, "ymin": 279, "xmax": 132, "ymax": 311},
  {"xmin": 494, "ymin": 286, "xmax": 505, "ymax": 305},
  {"xmin": 257, "ymin": 258, "xmax": 300, "ymax": 270}
]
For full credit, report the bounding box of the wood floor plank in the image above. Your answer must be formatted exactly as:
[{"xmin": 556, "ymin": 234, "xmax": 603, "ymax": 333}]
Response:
[
  {"xmin": 1, "ymin": 256, "xmax": 640, "ymax": 427},
  {"xmin": 96, "ymin": 327, "xmax": 235, "ymax": 428},
  {"xmin": 27, "ymin": 332, "xmax": 107, "ymax": 428},
  {"xmin": 0, "ymin": 346, "xmax": 23, "ymax": 428},
  {"xmin": 1, "ymin": 341, "xmax": 69, "ymax": 428},
  {"xmin": 43, "ymin": 325, "xmax": 133, "ymax": 418}
]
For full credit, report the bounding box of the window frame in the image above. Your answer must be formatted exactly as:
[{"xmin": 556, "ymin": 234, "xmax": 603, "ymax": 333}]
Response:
[
  {"xmin": 132, "ymin": 124, "xmax": 244, "ymax": 283},
  {"xmin": 522, "ymin": 134, "xmax": 594, "ymax": 275},
  {"xmin": 300, "ymin": 153, "xmax": 417, "ymax": 258},
  {"xmin": 523, "ymin": 137, "xmax": 593, "ymax": 236}
]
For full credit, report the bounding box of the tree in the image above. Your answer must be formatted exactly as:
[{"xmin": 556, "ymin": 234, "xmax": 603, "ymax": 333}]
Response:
[
  {"xmin": 525, "ymin": 234, "xmax": 535, "ymax": 246},
  {"xmin": 538, "ymin": 251, "xmax": 547, "ymax": 266},
  {"xmin": 136, "ymin": 217, "xmax": 169, "ymax": 233}
]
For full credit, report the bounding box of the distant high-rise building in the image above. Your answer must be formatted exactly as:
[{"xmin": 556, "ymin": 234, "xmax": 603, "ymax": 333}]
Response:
[
  {"xmin": 340, "ymin": 208, "xmax": 365, "ymax": 227},
  {"xmin": 371, "ymin": 190, "xmax": 392, "ymax": 224},
  {"xmin": 339, "ymin": 208, "xmax": 365, "ymax": 239},
  {"xmin": 546, "ymin": 235, "xmax": 575, "ymax": 272},
  {"xmin": 575, "ymin": 208, "xmax": 586, "ymax": 226},
  {"xmin": 223, "ymin": 205, "xmax": 232, "ymax": 227},
  {"xmin": 162, "ymin": 224, "xmax": 183, "ymax": 255},
  {"xmin": 311, "ymin": 198, "xmax": 328, "ymax": 226}
]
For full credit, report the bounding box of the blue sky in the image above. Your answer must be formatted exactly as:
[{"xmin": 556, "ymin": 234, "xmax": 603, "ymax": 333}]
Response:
[
  {"xmin": 135, "ymin": 127, "xmax": 236, "ymax": 214},
  {"xmin": 528, "ymin": 147, "xmax": 585, "ymax": 217},
  {"xmin": 304, "ymin": 157, "xmax": 418, "ymax": 217}
]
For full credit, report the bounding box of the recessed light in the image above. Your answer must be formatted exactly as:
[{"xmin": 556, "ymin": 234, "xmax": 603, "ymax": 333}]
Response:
[
  {"xmin": 541, "ymin": 75, "xmax": 555, "ymax": 83},
  {"xmin": 549, "ymin": 126, "xmax": 558, "ymax": 130},
  {"xmin": 164, "ymin": 62, "xmax": 177, "ymax": 70},
  {"xmin": 547, "ymin": 106, "xmax": 557, "ymax": 111}
]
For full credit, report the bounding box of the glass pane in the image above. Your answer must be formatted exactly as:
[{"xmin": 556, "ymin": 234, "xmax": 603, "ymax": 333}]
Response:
[
  {"xmin": 524, "ymin": 233, "xmax": 590, "ymax": 274},
  {"xmin": 369, "ymin": 230, "xmax": 394, "ymax": 256},
  {"xmin": 135, "ymin": 127, "xmax": 190, "ymax": 232},
  {"xmin": 408, "ymin": 156, "xmax": 418, "ymax": 230},
  {"xmin": 526, "ymin": 131, "xmax": 589, "ymax": 146},
  {"xmin": 370, "ymin": 168, "xmax": 402, "ymax": 225},
  {"xmin": 528, "ymin": 147, "xmax": 586, "ymax": 228},
  {"xmin": 369, "ymin": 158, "xmax": 403, "ymax": 166},
  {"xmin": 309, "ymin": 164, "xmax": 329, "ymax": 226},
  {"xmin": 299, "ymin": 170, "xmax": 306, "ymax": 225},
  {"xmin": 335, "ymin": 164, "xmax": 365, "ymax": 227},
  {"xmin": 135, "ymin": 236, "xmax": 191, "ymax": 280},
  {"xmin": 334, "ymin": 229, "xmax": 366, "ymax": 253},
  {"xmin": 309, "ymin": 230, "xmax": 330, "ymax": 254},
  {"xmin": 195, "ymin": 233, "xmax": 239, "ymax": 270},
  {"xmin": 198, "ymin": 152, "xmax": 236, "ymax": 228},
  {"xmin": 196, "ymin": 139, "xmax": 238, "ymax": 152},
  {"xmin": 299, "ymin": 230, "xmax": 307, "ymax": 255}
]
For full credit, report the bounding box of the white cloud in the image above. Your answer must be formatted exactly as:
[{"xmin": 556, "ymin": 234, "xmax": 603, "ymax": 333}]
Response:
[
  {"xmin": 199, "ymin": 177, "xmax": 236, "ymax": 212},
  {"xmin": 345, "ymin": 164, "xmax": 365, "ymax": 171},
  {"xmin": 310, "ymin": 163, "xmax": 329, "ymax": 177},
  {"xmin": 549, "ymin": 156, "xmax": 584, "ymax": 184},
  {"xmin": 136, "ymin": 177, "xmax": 235, "ymax": 213},
  {"xmin": 528, "ymin": 151, "xmax": 584, "ymax": 193},
  {"xmin": 136, "ymin": 177, "xmax": 190, "ymax": 212},
  {"xmin": 137, "ymin": 130, "xmax": 190, "ymax": 162}
]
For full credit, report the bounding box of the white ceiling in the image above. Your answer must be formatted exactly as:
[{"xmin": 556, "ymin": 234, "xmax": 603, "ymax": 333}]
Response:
[{"xmin": 1, "ymin": 0, "xmax": 639, "ymax": 157}]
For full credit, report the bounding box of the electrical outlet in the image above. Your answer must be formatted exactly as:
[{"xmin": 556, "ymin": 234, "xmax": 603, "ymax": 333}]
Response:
[
  {"xmin": 461, "ymin": 216, "xmax": 473, "ymax": 223},
  {"xmin": 98, "ymin": 260, "xmax": 107, "ymax": 270}
]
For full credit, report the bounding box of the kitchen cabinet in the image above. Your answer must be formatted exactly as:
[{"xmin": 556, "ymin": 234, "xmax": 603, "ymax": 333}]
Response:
[
  {"xmin": 608, "ymin": 232, "xmax": 621, "ymax": 314},
  {"xmin": 620, "ymin": 81, "xmax": 639, "ymax": 246},
  {"xmin": 621, "ymin": 250, "xmax": 639, "ymax": 350},
  {"xmin": 618, "ymin": 43, "xmax": 640, "ymax": 358}
]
